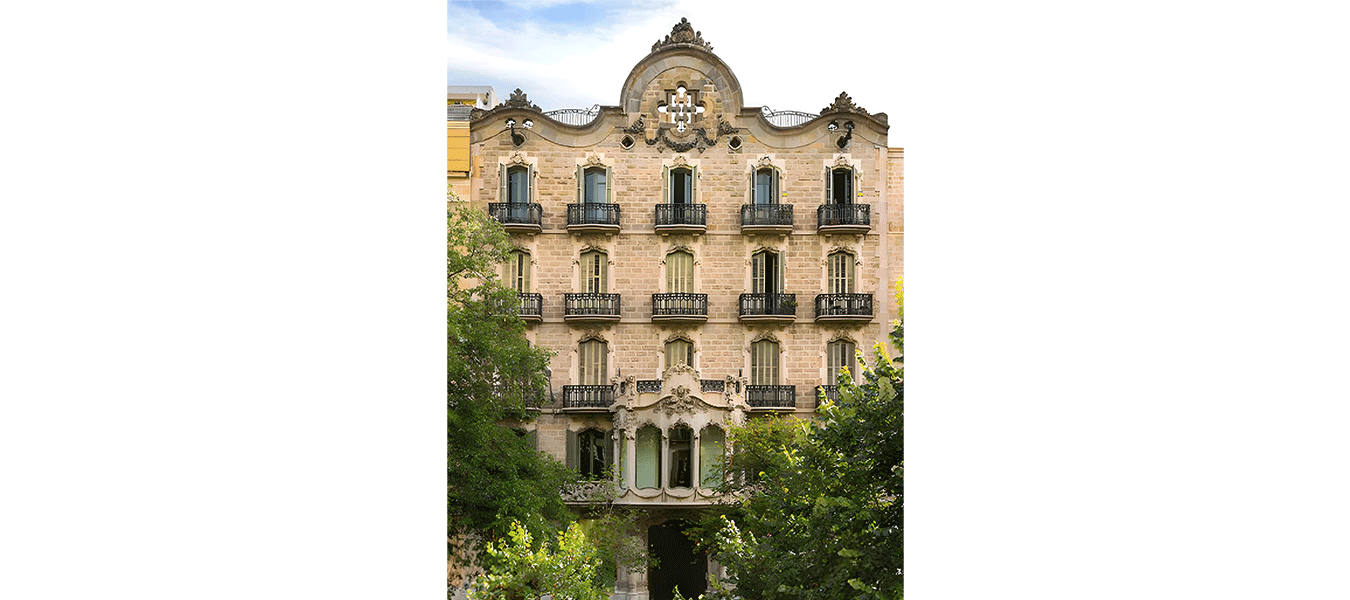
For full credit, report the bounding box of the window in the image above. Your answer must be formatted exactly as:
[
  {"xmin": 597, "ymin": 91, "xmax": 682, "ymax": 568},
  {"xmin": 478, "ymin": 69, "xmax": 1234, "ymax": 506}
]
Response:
[
  {"xmin": 753, "ymin": 167, "xmax": 778, "ymax": 205},
  {"xmin": 827, "ymin": 340, "xmax": 857, "ymax": 385},
  {"xmin": 827, "ymin": 251, "xmax": 855, "ymax": 294},
  {"xmin": 506, "ymin": 250, "xmax": 530, "ymax": 293},
  {"xmin": 578, "ymin": 340, "xmax": 607, "ymax": 385},
  {"xmin": 666, "ymin": 250, "xmax": 693, "ymax": 293},
  {"xmin": 636, "ymin": 425, "xmax": 662, "ymax": 489},
  {"xmin": 583, "ymin": 167, "xmax": 607, "ymax": 203},
  {"xmin": 664, "ymin": 166, "xmax": 696, "ymax": 204},
  {"xmin": 499, "ymin": 164, "xmax": 533, "ymax": 204},
  {"xmin": 668, "ymin": 425, "xmax": 693, "ymax": 488},
  {"xmin": 568, "ymin": 428, "xmax": 609, "ymax": 479},
  {"xmin": 826, "ymin": 166, "xmax": 853, "ymax": 205},
  {"xmin": 751, "ymin": 250, "xmax": 783, "ymax": 295},
  {"xmin": 580, "ymin": 250, "xmax": 607, "ymax": 293},
  {"xmin": 665, "ymin": 339, "xmax": 694, "ymax": 369},
  {"xmin": 751, "ymin": 340, "xmax": 780, "ymax": 385},
  {"xmin": 699, "ymin": 426, "xmax": 725, "ymax": 488}
]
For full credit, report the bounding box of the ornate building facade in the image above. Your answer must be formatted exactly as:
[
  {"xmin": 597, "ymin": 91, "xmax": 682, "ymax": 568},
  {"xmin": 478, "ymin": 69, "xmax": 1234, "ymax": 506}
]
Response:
[{"xmin": 462, "ymin": 19, "xmax": 903, "ymax": 600}]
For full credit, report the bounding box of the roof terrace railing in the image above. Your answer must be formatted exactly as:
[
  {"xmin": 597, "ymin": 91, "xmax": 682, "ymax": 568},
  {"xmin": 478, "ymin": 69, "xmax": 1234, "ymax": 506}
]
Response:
[{"xmin": 543, "ymin": 105, "xmax": 600, "ymax": 126}]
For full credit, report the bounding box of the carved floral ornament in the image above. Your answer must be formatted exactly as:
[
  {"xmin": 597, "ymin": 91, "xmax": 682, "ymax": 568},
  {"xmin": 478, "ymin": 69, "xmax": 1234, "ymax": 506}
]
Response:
[
  {"xmin": 504, "ymin": 152, "xmax": 531, "ymax": 167},
  {"xmin": 663, "ymin": 332, "xmax": 696, "ymax": 346},
  {"xmin": 670, "ymin": 154, "xmax": 692, "ymax": 168},
  {"xmin": 755, "ymin": 155, "xmax": 775, "ymax": 168},
  {"xmin": 662, "ymin": 385, "xmax": 698, "ymax": 415},
  {"xmin": 578, "ymin": 330, "xmax": 608, "ymax": 344},
  {"xmin": 750, "ymin": 330, "xmax": 782, "ymax": 345},
  {"xmin": 504, "ymin": 88, "xmax": 541, "ymax": 110},
  {"xmin": 651, "ymin": 17, "xmax": 713, "ymax": 53},
  {"xmin": 827, "ymin": 331, "xmax": 859, "ymax": 345},
  {"xmin": 833, "ymin": 154, "xmax": 854, "ymax": 168},
  {"xmin": 584, "ymin": 154, "xmax": 606, "ymax": 167},
  {"xmin": 821, "ymin": 91, "xmax": 869, "ymax": 116}
]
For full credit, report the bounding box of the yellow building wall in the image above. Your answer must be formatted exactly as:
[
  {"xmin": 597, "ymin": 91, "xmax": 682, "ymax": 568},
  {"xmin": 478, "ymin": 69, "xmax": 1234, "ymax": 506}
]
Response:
[{"xmin": 447, "ymin": 122, "xmax": 470, "ymax": 174}]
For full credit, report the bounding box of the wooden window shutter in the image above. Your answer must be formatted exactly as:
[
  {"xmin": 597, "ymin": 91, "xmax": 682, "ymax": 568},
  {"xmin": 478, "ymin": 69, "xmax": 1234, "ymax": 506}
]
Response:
[
  {"xmin": 566, "ymin": 429, "xmax": 579, "ymax": 470},
  {"xmin": 824, "ymin": 166, "xmax": 832, "ymax": 204},
  {"xmin": 527, "ymin": 164, "xmax": 536, "ymax": 203},
  {"xmin": 662, "ymin": 165, "xmax": 671, "ymax": 204},
  {"xmin": 690, "ymin": 166, "xmax": 697, "ymax": 203},
  {"xmin": 576, "ymin": 165, "xmax": 584, "ymax": 203},
  {"xmin": 752, "ymin": 252, "xmax": 765, "ymax": 294},
  {"xmin": 598, "ymin": 253, "xmax": 608, "ymax": 293},
  {"xmin": 520, "ymin": 252, "xmax": 530, "ymax": 293},
  {"xmin": 605, "ymin": 166, "xmax": 613, "ymax": 203},
  {"xmin": 499, "ymin": 163, "xmax": 508, "ymax": 202}
]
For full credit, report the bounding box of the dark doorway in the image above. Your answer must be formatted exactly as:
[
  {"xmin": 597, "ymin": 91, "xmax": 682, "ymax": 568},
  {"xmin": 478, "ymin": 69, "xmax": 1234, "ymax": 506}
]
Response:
[{"xmin": 647, "ymin": 520, "xmax": 707, "ymax": 600}]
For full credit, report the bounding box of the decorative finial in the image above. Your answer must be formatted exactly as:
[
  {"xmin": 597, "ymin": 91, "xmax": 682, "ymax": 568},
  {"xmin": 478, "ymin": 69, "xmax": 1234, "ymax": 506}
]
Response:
[
  {"xmin": 821, "ymin": 91, "xmax": 870, "ymax": 116},
  {"xmin": 501, "ymin": 88, "xmax": 540, "ymax": 111},
  {"xmin": 651, "ymin": 17, "xmax": 713, "ymax": 52}
]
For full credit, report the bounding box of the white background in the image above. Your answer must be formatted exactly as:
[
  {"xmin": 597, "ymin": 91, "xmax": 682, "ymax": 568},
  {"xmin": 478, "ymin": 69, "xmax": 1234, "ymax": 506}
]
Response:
[{"xmin": 3, "ymin": 2, "xmax": 1349, "ymax": 598}]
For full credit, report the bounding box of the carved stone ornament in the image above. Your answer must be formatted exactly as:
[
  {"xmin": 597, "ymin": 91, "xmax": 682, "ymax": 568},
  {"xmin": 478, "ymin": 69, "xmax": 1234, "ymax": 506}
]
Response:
[
  {"xmin": 502, "ymin": 88, "xmax": 541, "ymax": 111},
  {"xmin": 652, "ymin": 18, "xmax": 713, "ymax": 53},
  {"xmin": 717, "ymin": 118, "xmax": 738, "ymax": 137},
  {"xmin": 584, "ymin": 154, "xmax": 605, "ymax": 167},
  {"xmin": 670, "ymin": 154, "xmax": 692, "ymax": 168},
  {"xmin": 622, "ymin": 117, "xmax": 646, "ymax": 134},
  {"xmin": 578, "ymin": 330, "xmax": 607, "ymax": 344},
  {"xmin": 504, "ymin": 152, "xmax": 530, "ymax": 168},
  {"xmin": 661, "ymin": 385, "xmax": 697, "ymax": 415},
  {"xmin": 750, "ymin": 331, "xmax": 782, "ymax": 345},
  {"xmin": 821, "ymin": 91, "xmax": 869, "ymax": 115},
  {"xmin": 755, "ymin": 155, "xmax": 774, "ymax": 168},
  {"xmin": 833, "ymin": 154, "xmax": 853, "ymax": 168}
]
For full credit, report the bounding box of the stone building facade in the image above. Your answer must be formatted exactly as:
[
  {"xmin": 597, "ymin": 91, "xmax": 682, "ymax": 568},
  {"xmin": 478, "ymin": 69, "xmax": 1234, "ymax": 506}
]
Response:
[{"xmin": 462, "ymin": 19, "xmax": 903, "ymax": 600}]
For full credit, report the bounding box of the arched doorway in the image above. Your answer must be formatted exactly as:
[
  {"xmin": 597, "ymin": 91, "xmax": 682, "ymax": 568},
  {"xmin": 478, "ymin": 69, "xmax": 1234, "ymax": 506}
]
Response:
[{"xmin": 647, "ymin": 520, "xmax": 707, "ymax": 600}]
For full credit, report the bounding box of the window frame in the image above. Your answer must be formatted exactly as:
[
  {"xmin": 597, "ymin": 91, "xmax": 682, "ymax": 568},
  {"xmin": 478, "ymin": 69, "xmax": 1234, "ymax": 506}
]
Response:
[
  {"xmin": 665, "ymin": 339, "xmax": 695, "ymax": 370},
  {"xmin": 826, "ymin": 166, "xmax": 854, "ymax": 205},
  {"xmin": 827, "ymin": 340, "xmax": 857, "ymax": 385},
  {"xmin": 751, "ymin": 339, "xmax": 780, "ymax": 386},
  {"xmin": 578, "ymin": 339, "xmax": 608, "ymax": 385},
  {"xmin": 827, "ymin": 251, "xmax": 855, "ymax": 294},
  {"xmin": 666, "ymin": 250, "xmax": 694, "ymax": 294},
  {"xmin": 579, "ymin": 250, "xmax": 608, "ymax": 293}
]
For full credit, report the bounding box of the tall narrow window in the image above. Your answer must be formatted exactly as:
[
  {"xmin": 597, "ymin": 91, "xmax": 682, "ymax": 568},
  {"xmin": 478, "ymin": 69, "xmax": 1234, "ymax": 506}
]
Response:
[
  {"xmin": 827, "ymin": 340, "xmax": 857, "ymax": 384},
  {"xmin": 583, "ymin": 167, "xmax": 607, "ymax": 203},
  {"xmin": 636, "ymin": 426, "xmax": 662, "ymax": 490},
  {"xmin": 507, "ymin": 165, "xmax": 529, "ymax": 203},
  {"xmin": 507, "ymin": 250, "xmax": 530, "ymax": 293},
  {"xmin": 699, "ymin": 426, "xmax": 725, "ymax": 489},
  {"xmin": 753, "ymin": 168, "xmax": 777, "ymax": 204},
  {"xmin": 665, "ymin": 339, "xmax": 694, "ymax": 369},
  {"xmin": 666, "ymin": 250, "xmax": 693, "ymax": 293},
  {"xmin": 827, "ymin": 251, "xmax": 855, "ymax": 294},
  {"xmin": 578, "ymin": 340, "xmax": 607, "ymax": 385},
  {"xmin": 580, "ymin": 251, "xmax": 607, "ymax": 293},
  {"xmin": 665, "ymin": 167, "xmax": 694, "ymax": 204},
  {"xmin": 751, "ymin": 340, "xmax": 780, "ymax": 385},
  {"xmin": 574, "ymin": 428, "xmax": 608, "ymax": 479},
  {"xmin": 827, "ymin": 167, "xmax": 853, "ymax": 205},
  {"xmin": 751, "ymin": 250, "xmax": 782, "ymax": 295},
  {"xmin": 669, "ymin": 425, "xmax": 693, "ymax": 489}
]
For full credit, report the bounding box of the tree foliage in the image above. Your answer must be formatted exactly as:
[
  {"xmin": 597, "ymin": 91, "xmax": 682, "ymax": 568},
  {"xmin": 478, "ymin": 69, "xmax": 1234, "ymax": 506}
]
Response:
[
  {"xmin": 468, "ymin": 521, "xmax": 610, "ymax": 600},
  {"xmin": 709, "ymin": 280, "xmax": 904, "ymax": 600},
  {"xmin": 448, "ymin": 204, "xmax": 571, "ymax": 549}
]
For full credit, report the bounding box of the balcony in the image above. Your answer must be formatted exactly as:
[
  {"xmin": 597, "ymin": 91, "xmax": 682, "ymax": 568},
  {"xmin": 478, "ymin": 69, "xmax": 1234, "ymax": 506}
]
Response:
[
  {"xmin": 487, "ymin": 202, "xmax": 543, "ymax": 234},
  {"xmin": 654, "ymin": 204, "xmax": 707, "ymax": 234},
  {"xmin": 814, "ymin": 293, "xmax": 874, "ymax": 323},
  {"xmin": 740, "ymin": 204, "xmax": 794, "ymax": 234},
  {"xmin": 746, "ymin": 385, "xmax": 796, "ymax": 410},
  {"xmin": 567, "ymin": 203, "xmax": 621, "ymax": 233},
  {"xmin": 562, "ymin": 385, "xmax": 613, "ymax": 410},
  {"xmin": 738, "ymin": 293, "xmax": 797, "ymax": 323},
  {"xmin": 816, "ymin": 384, "xmax": 839, "ymax": 407},
  {"xmin": 517, "ymin": 293, "xmax": 543, "ymax": 323},
  {"xmin": 816, "ymin": 204, "xmax": 871, "ymax": 234},
  {"xmin": 651, "ymin": 293, "xmax": 708, "ymax": 323},
  {"xmin": 563, "ymin": 293, "xmax": 621, "ymax": 323}
]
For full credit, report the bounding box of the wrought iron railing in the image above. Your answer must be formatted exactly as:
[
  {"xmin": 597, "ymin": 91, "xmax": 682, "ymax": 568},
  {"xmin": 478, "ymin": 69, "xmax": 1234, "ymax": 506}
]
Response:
[
  {"xmin": 518, "ymin": 293, "xmax": 542, "ymax": 318},
  {"xmin": 654, "ymin": 204, "xmax": 707, "ymax": 227},
  {"xmin": 816, "ymin": 384, "xmax": 839, "ymax": 405},
  {"xmin": 652, "ymin": 293, "xmax": 708, "ymax": 317},
  {"xmin": 814, "ymin": 293, "xmax": 874, "ymax": 318},
  {"xmin": 488, "ymin": 202, "xmax": 542, "ymax": 227},
  {"xmin": 636, "ymin": 380, "xmax": 662, "ymax": 394},
  {"xmin": 543, "ymin": 105, "xmax": 600, "ymax": 126},
  {"xmin": 739, "ymin": 293, "xmax": 797, "ymax": 317},
  {"xmin": 740, "ymin": 204, "xmax": 794, "ymax": 227},
  {"xmin": 567, "ymin": 203, "xmax": 621, "ymax": 226},
  {"xmin": 562, "ymin": 385, "xmax": 613, "ymax": 408},
  {"xmin": 817, "ymin": 204, "xmax": 871, "ymax": 228},
  {"xmin": 760, "ymin": 106, "xmax": 818, "ymax": 128},
  {"xmin": 563, "ymin": 293, "xmax": 621, "ymax": 317},
  {"xmin": 746, "ymin": 385, "xmax": 796, "ymax": 408},
  {"xmin": 700, "ymin": 379, "xmax": 725, "ymax": 393}
]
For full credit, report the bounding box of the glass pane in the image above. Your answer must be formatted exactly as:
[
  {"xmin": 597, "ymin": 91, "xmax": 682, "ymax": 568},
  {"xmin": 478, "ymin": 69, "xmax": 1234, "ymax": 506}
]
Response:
[
  {"xmin": 669, "ymin": 426, "xmax": 692, "ymax": 488},
  {"xmin": 636, "ymin": 427, "xmax": 661, "ymax": 489},
  {"xmin": 584, "ymin": 168, "xmax": 606, "ymax": 204},
  {"xmin": 832, "ymin": 169, "xmax": 850, "ymax": 204},
  {"xmin": 755, "ymin": 170, "xmax": 772, "ymax": 204},
  {"xmin": 699, "ymin": 427, "xmax": 725, "ymax": 488},
  {"xmin": 671, "ymin": 169, "xmax": 690, "ymax": 204},
  {"xmin": 509, "ymin": 167, "xmax": 529, "ymax": 203}
]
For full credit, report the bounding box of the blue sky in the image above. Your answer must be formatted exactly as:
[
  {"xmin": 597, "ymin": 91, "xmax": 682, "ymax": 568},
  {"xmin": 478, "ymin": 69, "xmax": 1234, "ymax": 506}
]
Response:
[{"xmin": 448, "ymin": 0, "xmax": 907, "ymax": 125}]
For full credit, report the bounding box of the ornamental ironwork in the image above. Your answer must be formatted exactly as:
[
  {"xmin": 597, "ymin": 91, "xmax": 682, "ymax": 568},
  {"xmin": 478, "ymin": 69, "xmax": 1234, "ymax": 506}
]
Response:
[
  {"xmin": 563, "ymin": 385, "xmax": 613, "ymax": 408},
  {"xmin": 817, "ymin": 204, "xmax": 871, "ymax": 228},
  {"xmin": 700, "ymin": 379, "xmax": 725, "ymax": 393},
  {"xmin": 636, "ymin": 380, "xmax": 662, "ymax": 394},
  {"xmin": 746, "ymin": 385, "xmax": 796, "ymax": 408}
]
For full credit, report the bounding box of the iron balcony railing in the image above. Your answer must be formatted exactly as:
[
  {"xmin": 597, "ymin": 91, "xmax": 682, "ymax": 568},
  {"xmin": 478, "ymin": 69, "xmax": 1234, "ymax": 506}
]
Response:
[
  {"xmin": 814, "ymin": 293, "xmax": 874, "ymax": 318},
  {"xmin": 739, "ymin": 293, "xmax": 797, "ymax": 317},
  {"xmin": 654, "ymin": 204, "xmax": 707, "ymax": 227},
  {"xmin": 488, "ymin": 202, "xmax": 542, "ymax": 227},
  {"xmin": 543, "ymin": 104, "xmax": 600, "ymax": 126},
  {"xmin": 746, "ymin": 385, "xmax": 796, "ymax": 408},
  {"xmin": 816, "ymin": 384, "xmax": 840, "ymax": 405},
  {"xmin": 652, "ymin": 293, "xmax": 708, "ymax": 317},
  {"xmin": 562, "ymin": 385, "xmax": 613, "ymax": 408},
  {"xmin": 567, "ymin": 203, "xmax": 620, "ymax": 226},
  {"xmin": 817, "ymin": 204, "xmax": 871, "ymax": 228},
  {"xmin": 563, "ymin": 293, "xmax": 621, "ymax": 317},
  {"xmin": 700, "ymin": 379, "xmax": 725, "ymax": 393},
  {"xmin": 636, "ymin": 380, "xmax": 662, "ymax": 394},
  {"xmin": 517, "ymin": 293, "xmax": 542, "ymax": 318},
  {"xmin": 740, "ymin": 204, "xmax": 794, "ymax": 227},
  {"xmin": 760, "ymin": 106, "xmax": 819, "ymax": 128}
]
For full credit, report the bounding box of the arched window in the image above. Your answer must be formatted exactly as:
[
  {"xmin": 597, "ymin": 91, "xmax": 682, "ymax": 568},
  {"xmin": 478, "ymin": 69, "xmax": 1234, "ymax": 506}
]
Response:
[
  {"xmin": 506, "ymin": 250, "xmax": 530, "ymax": 293},
  {"xmin": 635, "ymin": 425, "xmax": 662, "ymax": 490},
  {"xmin": 827, "ymin": 251, "xmax": 855, "ymax": 294},
  {"xmin": 827, "ymin": 340, "xmax": 857, "ymax": 385},
  {"xmin": 827, "ymin": 166, "xmax": 853, "ymax": 205},
  {"xmin": 668, "ymin": 425, "xmax": 693, "ymax": 489},
  {"xmin": 665, "ymin": 339, "xmax": 694, "ymax": 369},
  {"xmin": 568, "ymin": 428, "xmax": 609, "ymax": 479},
  {"xmin": 666, "ymin": 250, "xmax": 693, "ymax": 293},
  {"xmin": 751, "ymin": 250, "xmax": 783, "ymax": 295},
  {"xmin": 751, "ymin": 340, "xmax": 780, "ymax": 385},
  {"xmin": 753, "ymin": 167, "xmax": 778, "ymax": 204},
  {"xmin": 578, "ymin": 340, "xmax": 607, "ymax": 385},
  {"xmin": 580, "ymin": 250, "xmax": 607, "ymax": 293},
  {"xmin": 699, "ymin": 425, "xmax": 725, "ymax": 488}
]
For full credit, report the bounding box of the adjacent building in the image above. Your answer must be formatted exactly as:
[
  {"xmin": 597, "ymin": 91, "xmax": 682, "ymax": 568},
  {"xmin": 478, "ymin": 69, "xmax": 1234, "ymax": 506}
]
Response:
[{"xmin": 460, "ymin": 19, "xmax": 903, "ymax": 600}]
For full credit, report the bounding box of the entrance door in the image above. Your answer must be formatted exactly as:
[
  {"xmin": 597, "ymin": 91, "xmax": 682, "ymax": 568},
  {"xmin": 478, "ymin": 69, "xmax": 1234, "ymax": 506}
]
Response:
[{"xmin": 647, "ymin": 521, "xmax": 707, "ymax": 600}]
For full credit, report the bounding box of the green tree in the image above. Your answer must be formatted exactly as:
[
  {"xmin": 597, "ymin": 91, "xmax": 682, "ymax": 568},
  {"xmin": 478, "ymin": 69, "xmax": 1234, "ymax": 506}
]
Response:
[
  {"xmin": 709, "ymin": 280, "xmax": 904, "ymax": 600},
  {"xmin": 448, "ymin": 204, "xmax": 573, "ymax": 551},
  {"xmin": 468, "ymin": 521, "xmax": 610, "ymax": 600}
]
